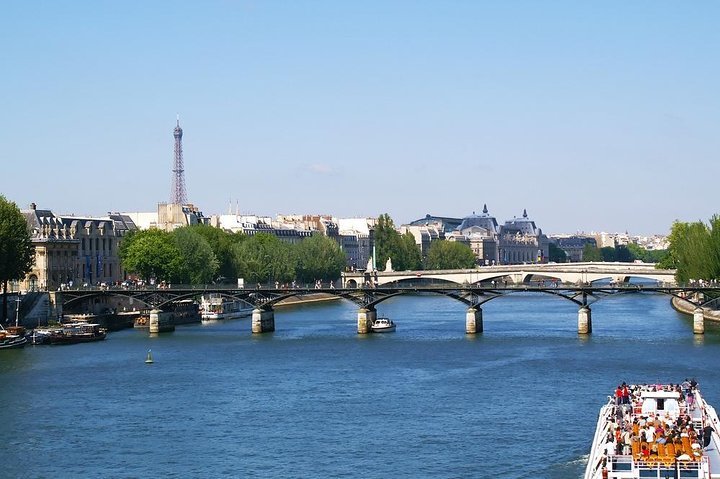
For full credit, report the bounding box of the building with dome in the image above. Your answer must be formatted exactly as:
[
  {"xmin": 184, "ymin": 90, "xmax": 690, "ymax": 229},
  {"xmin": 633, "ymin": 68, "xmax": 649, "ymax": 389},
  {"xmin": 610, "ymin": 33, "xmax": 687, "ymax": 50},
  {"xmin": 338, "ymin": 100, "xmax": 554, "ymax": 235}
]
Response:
[
  {"xmin": 446, "ymin": 205, "xmax": 501, "ymax": 265},
  {"xmin": 497, "ymin": 209, "xmax": 549, "ymax": 264},
  {"xmin": 405, "ymin": 206, "xmax": 549, "ymax": 266}
]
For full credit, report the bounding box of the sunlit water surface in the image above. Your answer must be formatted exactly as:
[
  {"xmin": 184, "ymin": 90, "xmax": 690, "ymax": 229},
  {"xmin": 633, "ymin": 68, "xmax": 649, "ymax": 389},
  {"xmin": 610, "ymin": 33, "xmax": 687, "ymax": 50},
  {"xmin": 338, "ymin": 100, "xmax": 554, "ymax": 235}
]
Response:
[{"xmin": 2, "ymin": 293, "xmax": 720, "ymax": 478}]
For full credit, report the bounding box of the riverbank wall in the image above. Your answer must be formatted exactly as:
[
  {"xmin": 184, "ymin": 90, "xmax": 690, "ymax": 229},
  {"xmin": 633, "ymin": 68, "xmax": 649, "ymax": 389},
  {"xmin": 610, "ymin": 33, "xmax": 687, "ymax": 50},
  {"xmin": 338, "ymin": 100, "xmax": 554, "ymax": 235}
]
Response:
[
  {"xmin": 275, "ymin": 293, "xmax": 341, "ymax": 308},
  {"xmin": 671, "ymin": 296, "xmax": 720, "ymax": 323}
]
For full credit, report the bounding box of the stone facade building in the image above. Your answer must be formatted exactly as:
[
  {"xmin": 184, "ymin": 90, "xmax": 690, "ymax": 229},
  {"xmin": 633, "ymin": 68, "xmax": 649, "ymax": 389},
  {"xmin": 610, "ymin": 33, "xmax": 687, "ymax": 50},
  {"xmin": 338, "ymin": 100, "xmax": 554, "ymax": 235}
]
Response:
[
  {"xmin": 408, "ymin": 206, "xmax": 549, "ymax": 266},
  {"xmin": 336, "ymin": 218, "xmax": 376, "ymax": 271},
  {"xmin": 498, "ymin": 209, "xmax": 550, "ymax": 264},
  {"xmin": 18, "ymin": 203, "xmax": 136, "ymax": 291},
  {"xmin": 125, "ymin": 203, "xmax": 208, "ymax": 232}
]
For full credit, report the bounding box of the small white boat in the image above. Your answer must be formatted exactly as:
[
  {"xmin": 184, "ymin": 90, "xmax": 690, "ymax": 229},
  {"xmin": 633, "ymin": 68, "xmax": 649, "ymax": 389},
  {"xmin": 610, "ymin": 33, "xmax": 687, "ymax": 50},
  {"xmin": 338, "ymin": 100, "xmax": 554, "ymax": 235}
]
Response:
[{"xmin": 371, "ymin": 317, "xmax": 396, "ymax": 333}]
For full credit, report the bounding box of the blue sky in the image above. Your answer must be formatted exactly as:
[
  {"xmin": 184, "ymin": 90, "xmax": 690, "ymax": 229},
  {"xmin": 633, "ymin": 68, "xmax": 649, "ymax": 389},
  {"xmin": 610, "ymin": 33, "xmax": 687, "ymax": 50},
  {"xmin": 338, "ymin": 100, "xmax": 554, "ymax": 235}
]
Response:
[{"xmin": 1, "ymin": 1, "xmax": 718, "ymax": 235}]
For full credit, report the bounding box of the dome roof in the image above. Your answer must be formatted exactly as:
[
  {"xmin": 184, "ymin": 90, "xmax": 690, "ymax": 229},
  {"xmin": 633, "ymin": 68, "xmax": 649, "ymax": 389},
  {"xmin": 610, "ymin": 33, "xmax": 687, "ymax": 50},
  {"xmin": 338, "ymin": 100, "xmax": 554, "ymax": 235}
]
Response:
[
  {"xmin": 456, "ymin": 204, "xmax": 498, "ymax": 233},
  {"xmin": 501, "ymin": 209, "xmax": 539, "ymax": 236}
]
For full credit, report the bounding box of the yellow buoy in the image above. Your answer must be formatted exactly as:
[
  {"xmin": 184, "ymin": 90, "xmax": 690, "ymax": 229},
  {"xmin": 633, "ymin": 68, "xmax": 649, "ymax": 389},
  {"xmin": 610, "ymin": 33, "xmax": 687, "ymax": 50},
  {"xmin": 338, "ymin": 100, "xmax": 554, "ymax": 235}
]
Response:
[{"xmin": 145, "ymin": 349, "xmax": 154, "ymax": 364}]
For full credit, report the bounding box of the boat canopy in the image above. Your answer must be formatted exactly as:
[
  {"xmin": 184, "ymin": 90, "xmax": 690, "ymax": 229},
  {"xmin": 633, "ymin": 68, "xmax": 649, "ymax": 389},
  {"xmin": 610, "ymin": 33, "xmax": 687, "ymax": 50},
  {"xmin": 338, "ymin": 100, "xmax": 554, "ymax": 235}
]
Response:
[
  {"xmin": 640, "ymin": 397, "xmax": 681, "ymax": 416},
  {"xmin": 639, "ymin": 391, "xmax": 680, "ymax": 399}
]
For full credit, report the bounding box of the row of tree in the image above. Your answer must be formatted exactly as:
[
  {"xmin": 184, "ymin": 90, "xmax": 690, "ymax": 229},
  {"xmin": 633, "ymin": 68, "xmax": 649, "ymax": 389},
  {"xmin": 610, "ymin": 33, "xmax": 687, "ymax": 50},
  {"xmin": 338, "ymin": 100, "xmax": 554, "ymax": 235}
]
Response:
[
  {"xmin": 548, "ymin": 242, "xmax": 667, "ymax": 264},
  {"xmin": 374, "ymin": 214, "xmax": 477, "ymax": 270},
  {"xmin": 581, "ymin": 243, "xmax": 667, "ymax": 263},
  {"xmin": 119, "ymin": 225, "xmax": 346, "ymax": 285},
  {"xmin": 658, "ymin": 217, "xmax": 720, "ymax": 284}
]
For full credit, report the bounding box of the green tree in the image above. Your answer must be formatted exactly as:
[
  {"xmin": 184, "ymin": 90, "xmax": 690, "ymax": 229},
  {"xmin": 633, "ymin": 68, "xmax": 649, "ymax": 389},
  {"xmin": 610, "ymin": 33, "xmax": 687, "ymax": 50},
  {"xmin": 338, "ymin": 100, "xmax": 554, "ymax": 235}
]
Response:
[
  {"xmin": 0, "ymin": 196, "xmax": 35, "ymax": 322},
  {"xmin": 582, "ymin": 244, "xmax": 602, "ymax": 262},
  {"xmin": 374, "ymin": 213, "xmax": 400, "ymax": 270},
  {"xmin": 396, "ymin": 232, "xmax": 423, "ymax": 271},
  {"xmin": 172, "ymin": 227, "xmax": 219, "ymax": 284},
  {"xmin": 548, "ymin": 243, "xmax": 567, "ymax": 263},
  {"xmin": 188, "ymin": 224, "xmax": 244, "ymax": 282},
  {"xmin": 233, "ymin": 233, "xmax": 295, "ymax": 284},
  {"xmin": 627, "ymin": 243, "xmax": 668, "ymax": 264},
  {"xmin": 661, "ymin": 220, "xmax": 715, "ymax": 283},
  {"xmin": 614, "ymin": 245, "xmax": 633, "ymax": 263},
  {"xmin": 425, "ymin": 240, "xmax": 476, "ymax": 270},
  {"xmin": 374, "ymin": 214, "xmax": 422, "ymax": 271},
  {"xmin": 600, "ymin": 247, "xmax": 616, "ymax": 262},
  {"xmin": 295, "ymin": 234, "xmax": 346, "ymax": 283},
  {"xmin": 119, "ymin": 229, "xmax": 181, "ymax": 282}
]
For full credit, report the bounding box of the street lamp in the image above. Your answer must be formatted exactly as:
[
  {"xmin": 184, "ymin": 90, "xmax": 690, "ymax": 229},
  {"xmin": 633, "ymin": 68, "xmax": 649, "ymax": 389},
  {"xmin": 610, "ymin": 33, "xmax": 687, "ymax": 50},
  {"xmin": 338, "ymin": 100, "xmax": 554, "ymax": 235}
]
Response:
[{"xmin": 15, "ymin": 295, "xmax": 21, "ymax": 328}]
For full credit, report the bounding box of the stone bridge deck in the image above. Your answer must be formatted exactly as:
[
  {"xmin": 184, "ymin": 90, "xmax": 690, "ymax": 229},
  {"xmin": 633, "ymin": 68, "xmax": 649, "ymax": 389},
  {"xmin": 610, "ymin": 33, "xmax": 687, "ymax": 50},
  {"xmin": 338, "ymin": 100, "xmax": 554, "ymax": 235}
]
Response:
[{"xmin": 341, "ymin": 262, "xmax": 675, "ymax": 287}]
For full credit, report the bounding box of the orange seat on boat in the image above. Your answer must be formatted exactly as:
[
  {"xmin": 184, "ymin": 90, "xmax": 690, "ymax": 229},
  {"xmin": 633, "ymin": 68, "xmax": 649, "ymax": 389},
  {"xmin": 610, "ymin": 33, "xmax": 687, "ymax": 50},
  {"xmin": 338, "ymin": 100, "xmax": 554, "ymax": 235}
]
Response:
[
  {"xmin": 682, "ymin": 437, "xmax": 691, "ymax": 453},
  {"xmin": 657, "ymin": 443, "xmax": 666, "ymax": 456},
  {"xmin": 666, "ymin": 443, "xmax": 676, "ymax": 456}
]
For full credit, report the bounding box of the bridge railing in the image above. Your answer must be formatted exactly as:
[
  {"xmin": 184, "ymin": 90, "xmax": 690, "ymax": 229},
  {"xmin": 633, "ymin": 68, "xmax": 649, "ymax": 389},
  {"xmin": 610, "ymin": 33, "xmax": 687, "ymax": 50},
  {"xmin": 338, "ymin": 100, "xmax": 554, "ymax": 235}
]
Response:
[{"xmin": 53, "ymin": 281, "xmax": 701, "ymax": 293}]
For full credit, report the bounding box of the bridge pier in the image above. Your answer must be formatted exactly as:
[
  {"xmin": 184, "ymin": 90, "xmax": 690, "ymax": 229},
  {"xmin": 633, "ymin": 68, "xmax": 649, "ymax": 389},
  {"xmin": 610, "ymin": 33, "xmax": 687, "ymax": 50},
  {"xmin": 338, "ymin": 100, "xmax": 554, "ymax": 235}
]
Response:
[
  {"xmin": 149, "ymin": 309, "xmax": 162, "ymax": 334},
  {"xmin": 465, "ymin": 307, "xmax": 483, "ymax": 334},
  {"xmin": 578, "ymin": 306, "xmax": 592, "ymax": 334},
  {"xmin": 693, "ymin": 307, "xmax": 705, "ymax": 334},
  {"xmin": 251, "ymin": 308, "xmax": 275, "ymax": 334},
  {"xmin": 357, "ymin": 308, "xmax": 376, "ymax": 334}
]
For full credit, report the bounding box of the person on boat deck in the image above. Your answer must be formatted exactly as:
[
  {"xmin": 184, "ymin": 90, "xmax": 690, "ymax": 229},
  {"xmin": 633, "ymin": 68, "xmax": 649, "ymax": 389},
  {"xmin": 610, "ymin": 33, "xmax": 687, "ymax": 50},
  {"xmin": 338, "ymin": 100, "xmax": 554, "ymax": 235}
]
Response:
[
  {"xmin": 650, "ymin": 442, "xmax": 659, "ymax": 455},
  {"xmin": 621, "ymin": 383, "xmax": 630, "ymax": 405},
  {"xmin": 641, "ymin": 444, "xmax": 651, "ymax": 458},
  {"xmin": 687, "ymin": 390, "xmax": 696, "ymax": 410},
  {"xmin": 702, "ymin": 425, "xmax": 714, "ymax": 450},
  {"xmin": 682, "ymin": 379, "xmax": 691, "ymax": 393},
  {"xmin": 605, "ymin": 438, "xmax": 615, "ymax": 456},
  {"xmin": 615, "ymin": 385, "xmax": 624, "ymax": 405},
  {"xmin": 645, "ymin": 424, "xmax": 655, "ymax": 443},
  {"xmin": 622, "ymin": 428, "xmax": 632, "ymax": 455}
]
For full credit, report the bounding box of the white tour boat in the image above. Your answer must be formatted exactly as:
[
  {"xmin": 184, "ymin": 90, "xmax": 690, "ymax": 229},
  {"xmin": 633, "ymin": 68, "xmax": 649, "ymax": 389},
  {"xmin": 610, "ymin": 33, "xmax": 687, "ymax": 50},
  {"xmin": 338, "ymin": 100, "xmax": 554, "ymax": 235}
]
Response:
[
  {"xmin": 371, "ymin": 317, "xmax": 396, "ymax": 333},
  {"xmin": 585, "ymin": 382, "xmax": 720, "ymax": 479},
  {"xmin": 200, "ymin": 294, "xmax": 252, "ymax": 321}
]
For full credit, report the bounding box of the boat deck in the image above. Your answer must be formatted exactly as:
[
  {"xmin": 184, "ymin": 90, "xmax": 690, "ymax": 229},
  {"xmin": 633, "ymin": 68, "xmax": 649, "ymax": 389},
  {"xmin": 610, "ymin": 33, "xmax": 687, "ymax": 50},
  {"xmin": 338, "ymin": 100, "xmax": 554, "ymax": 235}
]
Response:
[{"xmin": 586, "ymin": 383, "xmax": 720, "ymax": 479}]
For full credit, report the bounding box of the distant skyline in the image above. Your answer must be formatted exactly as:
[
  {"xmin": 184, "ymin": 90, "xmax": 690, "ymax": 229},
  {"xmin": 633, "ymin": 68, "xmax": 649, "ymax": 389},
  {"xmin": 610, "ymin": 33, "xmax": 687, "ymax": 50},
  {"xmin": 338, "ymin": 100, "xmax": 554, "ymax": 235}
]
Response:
[{"xmin": 2, "ymin": 1, "xmax": 718, "ymax": 235}]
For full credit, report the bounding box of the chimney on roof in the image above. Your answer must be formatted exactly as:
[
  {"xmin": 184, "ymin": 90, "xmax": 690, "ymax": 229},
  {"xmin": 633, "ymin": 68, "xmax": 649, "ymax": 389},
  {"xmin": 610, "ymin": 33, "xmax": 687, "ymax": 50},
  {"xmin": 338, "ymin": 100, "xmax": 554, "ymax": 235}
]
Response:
[{"xmin": 30, "ymin": 202, "xmax": 36, "ymax": 210}]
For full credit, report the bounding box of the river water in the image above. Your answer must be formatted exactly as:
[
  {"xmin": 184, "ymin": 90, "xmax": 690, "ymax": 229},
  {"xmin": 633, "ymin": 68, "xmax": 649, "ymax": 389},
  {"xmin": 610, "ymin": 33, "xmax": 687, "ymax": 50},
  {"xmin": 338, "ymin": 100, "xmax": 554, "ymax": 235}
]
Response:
[{"xmin": 2, "ymin": 292, "xmax": 720, "ymax": 478}]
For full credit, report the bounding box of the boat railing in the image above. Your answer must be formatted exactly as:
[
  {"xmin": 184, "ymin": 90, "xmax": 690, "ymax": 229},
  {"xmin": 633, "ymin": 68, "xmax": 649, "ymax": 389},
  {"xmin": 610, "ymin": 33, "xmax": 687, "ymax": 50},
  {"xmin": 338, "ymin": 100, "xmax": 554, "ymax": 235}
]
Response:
[
  {"xmin": 585, "ymin": 400, "xmax": 614, "ymax": 479},
  {"xmin": 633, "ymin": 457, "xmax": 706, "ymax": 478}
]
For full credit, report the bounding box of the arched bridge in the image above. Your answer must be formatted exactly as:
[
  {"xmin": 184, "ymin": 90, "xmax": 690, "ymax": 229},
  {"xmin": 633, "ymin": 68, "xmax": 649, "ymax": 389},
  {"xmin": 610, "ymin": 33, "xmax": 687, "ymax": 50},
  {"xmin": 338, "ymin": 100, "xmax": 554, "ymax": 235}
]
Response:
[
  {"xmin": 341, "ymin": 262, "xmax": 675, "ymax": 287},
  {"xmin": 54, "ymin": 280, "xmax": 715, "ymax": 336}
]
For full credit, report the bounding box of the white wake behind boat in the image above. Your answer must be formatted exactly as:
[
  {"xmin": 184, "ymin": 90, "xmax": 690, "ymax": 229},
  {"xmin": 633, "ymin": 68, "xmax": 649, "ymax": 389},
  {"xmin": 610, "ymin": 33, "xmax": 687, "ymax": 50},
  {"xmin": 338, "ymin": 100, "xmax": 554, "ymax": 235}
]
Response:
[
  {"xmin": 585, "ymin": 382, "xmax": 720, "ymax": 479},
  {"xmin": 371, "ymin": 317, "xmax": 396, "ymax": 333}
]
